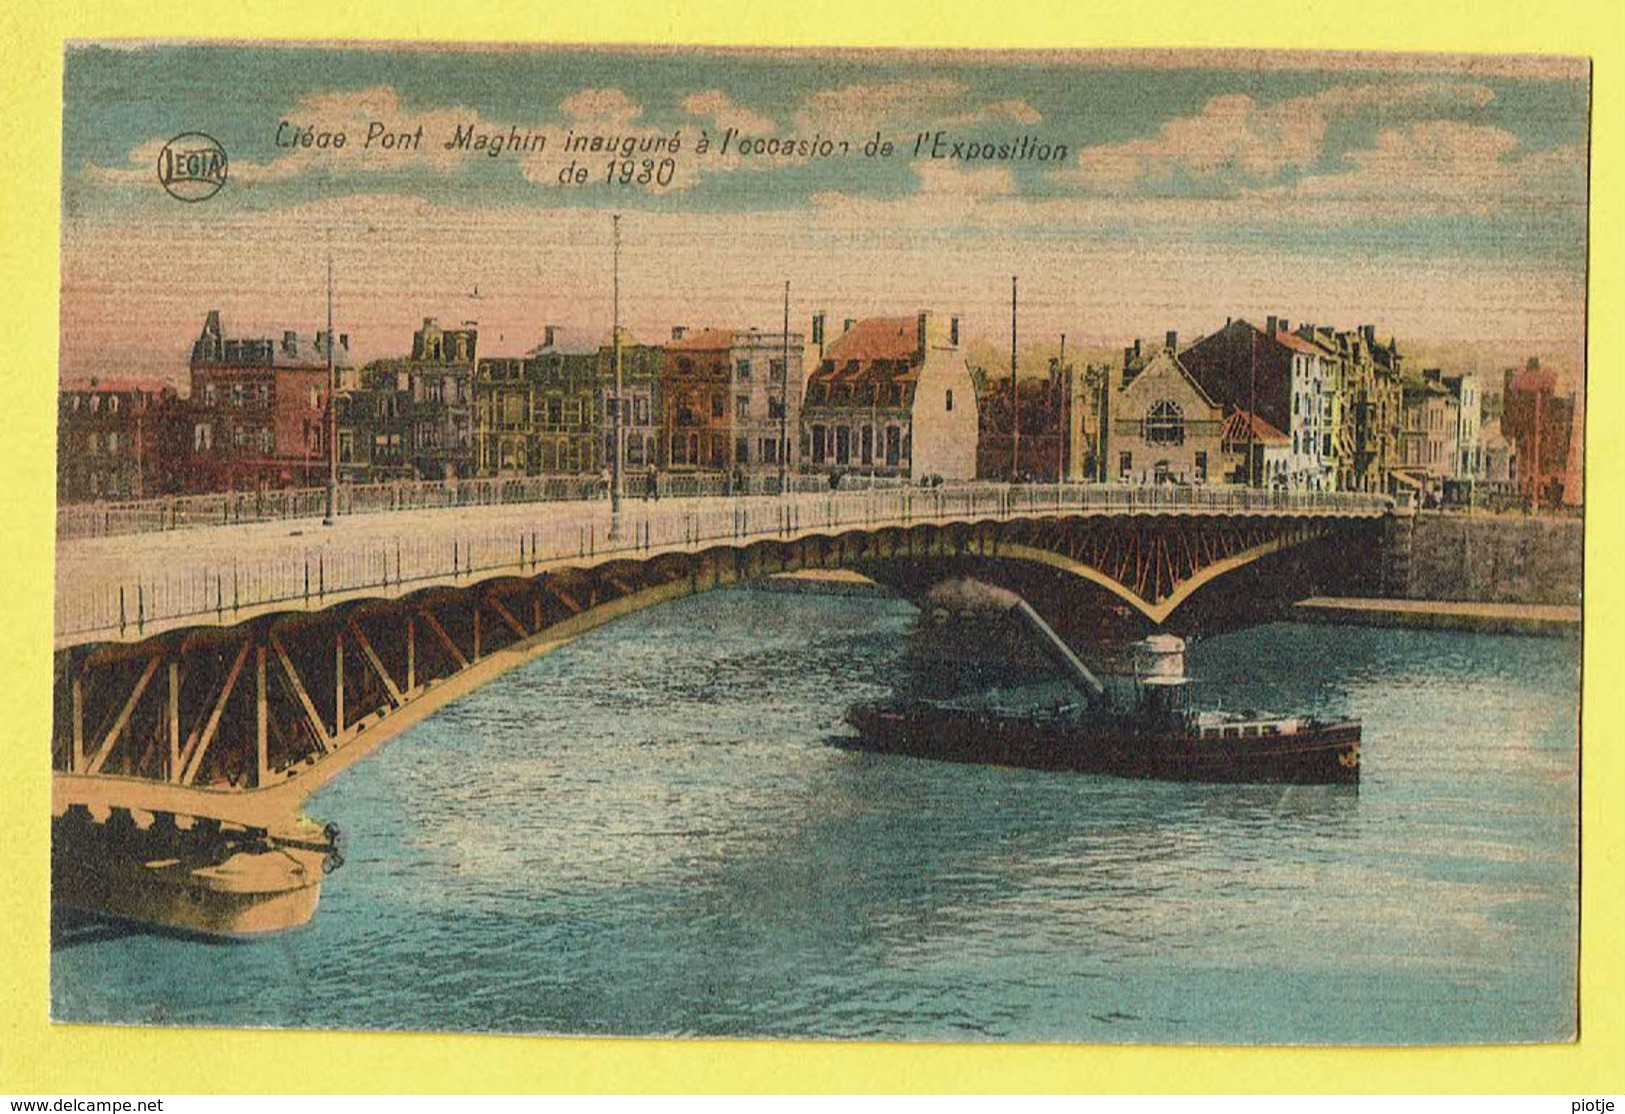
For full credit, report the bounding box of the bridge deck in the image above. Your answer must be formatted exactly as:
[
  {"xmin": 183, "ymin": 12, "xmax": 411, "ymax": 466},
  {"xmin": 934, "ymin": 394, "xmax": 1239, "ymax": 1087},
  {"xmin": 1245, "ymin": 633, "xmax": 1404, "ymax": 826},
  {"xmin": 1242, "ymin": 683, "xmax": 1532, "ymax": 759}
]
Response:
[{"xmin": 55, "ymin": 484, "xmax": 1391, "ymax": 648}]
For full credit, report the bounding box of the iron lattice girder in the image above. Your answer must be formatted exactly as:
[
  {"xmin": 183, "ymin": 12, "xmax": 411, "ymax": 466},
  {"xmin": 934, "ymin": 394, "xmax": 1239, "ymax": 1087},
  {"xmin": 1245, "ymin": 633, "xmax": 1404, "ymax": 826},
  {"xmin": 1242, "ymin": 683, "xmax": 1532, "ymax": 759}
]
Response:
[
  {"xmin": 1003, "ymin": 514, "xmax": 1331, "ymax": 605},
  {"xmin": 53, "ymin": 513, "xmax": 1357, "ymax": 797}
]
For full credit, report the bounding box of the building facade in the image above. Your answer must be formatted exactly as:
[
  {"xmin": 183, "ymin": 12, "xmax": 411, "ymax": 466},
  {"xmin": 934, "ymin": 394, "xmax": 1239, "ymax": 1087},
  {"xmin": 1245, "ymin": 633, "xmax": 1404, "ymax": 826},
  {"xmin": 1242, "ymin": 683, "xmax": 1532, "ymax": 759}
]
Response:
[
  {"xmin": 58, "ymin": 378, "xmax": 187, "ymax": 502},
  {"xmin": 802, "ymin": 312, "xmax": 977, "ymax": 482},
  {"xmin": 600, "ymin": 338, "xmax": 666, "ymax": 476},
  {"xmin": 1443, "ymin": 371, "xmax": 1482, "ymax": 481},
  {"xmin": 403, "ymin": 318, "xmax": 478, "ymax": 480},
  {"xmin": 663, "ymin": 326, "xmax": 804, "ymax": 487},
  {"xmin": 472, "ymin": 325, "xmax": 602, "ymax": 478},
  {"xmin": 1502, "ymin": 357, "xmax": 1580, "ymax": 510},
  {"xmin": 1398, "ymin": 369, "xmax": 1461, "ymax": 501},
  {"xmin": 187, "ymin": 309, "xmax": 352, "ymax": 492},
  {"xmin": 1105, "ymin": 343, "xmax": 1224, "ymax": 485},
  {"xmin": 1177, "ymin": 317, "xmax": 1337, "ymax": 490}
]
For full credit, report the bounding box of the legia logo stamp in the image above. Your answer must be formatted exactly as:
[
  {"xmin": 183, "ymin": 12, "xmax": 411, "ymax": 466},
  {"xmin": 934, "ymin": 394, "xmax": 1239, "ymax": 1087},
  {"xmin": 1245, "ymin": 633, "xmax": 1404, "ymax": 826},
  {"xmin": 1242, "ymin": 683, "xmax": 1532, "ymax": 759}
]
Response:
[{"xmin": 156, "ymin": 132, "xmax": 227, "ymax": 201}]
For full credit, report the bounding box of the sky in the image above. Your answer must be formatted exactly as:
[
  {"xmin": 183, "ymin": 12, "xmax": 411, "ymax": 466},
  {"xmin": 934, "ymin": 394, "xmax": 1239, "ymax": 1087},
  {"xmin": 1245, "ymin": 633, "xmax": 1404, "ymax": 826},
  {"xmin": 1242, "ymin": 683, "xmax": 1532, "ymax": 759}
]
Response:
[{"xmin": 59, "ymin": 43, "xmax": 1591, "ymax": 385}]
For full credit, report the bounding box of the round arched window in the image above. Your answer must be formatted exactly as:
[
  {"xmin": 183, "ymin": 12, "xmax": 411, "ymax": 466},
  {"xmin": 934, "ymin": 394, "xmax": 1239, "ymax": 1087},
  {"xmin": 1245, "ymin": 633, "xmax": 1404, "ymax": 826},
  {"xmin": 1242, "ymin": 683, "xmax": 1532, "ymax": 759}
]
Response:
[{"xmin": 1146, "ymin": 399, "xmax": 1185, "ymax": 445}]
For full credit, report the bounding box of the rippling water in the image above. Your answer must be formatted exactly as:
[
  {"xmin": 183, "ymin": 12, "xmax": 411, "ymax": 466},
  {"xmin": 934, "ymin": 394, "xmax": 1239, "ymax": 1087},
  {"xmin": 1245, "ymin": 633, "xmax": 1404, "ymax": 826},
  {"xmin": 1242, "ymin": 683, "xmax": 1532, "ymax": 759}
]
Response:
[{"xmin": 51, "ymin": 589, "xmax": 1579, "ymax": 1043}]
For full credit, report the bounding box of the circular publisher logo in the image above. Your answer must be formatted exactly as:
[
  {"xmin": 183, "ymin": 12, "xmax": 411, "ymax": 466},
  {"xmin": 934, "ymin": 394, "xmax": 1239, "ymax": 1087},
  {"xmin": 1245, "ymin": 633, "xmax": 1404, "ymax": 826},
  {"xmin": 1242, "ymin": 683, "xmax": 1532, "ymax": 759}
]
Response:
[{"xmin": 157, "ymin": 132, "xmax": 228, "ymax": 202}]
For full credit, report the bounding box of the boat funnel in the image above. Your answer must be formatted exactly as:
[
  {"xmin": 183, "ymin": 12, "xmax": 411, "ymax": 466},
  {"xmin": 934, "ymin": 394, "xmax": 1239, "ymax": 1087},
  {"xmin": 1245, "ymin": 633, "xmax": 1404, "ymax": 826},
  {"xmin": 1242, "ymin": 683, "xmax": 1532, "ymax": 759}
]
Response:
[{"xmin": 1135, "ymin": 634, "xmax": 1187, "ymax": 685}]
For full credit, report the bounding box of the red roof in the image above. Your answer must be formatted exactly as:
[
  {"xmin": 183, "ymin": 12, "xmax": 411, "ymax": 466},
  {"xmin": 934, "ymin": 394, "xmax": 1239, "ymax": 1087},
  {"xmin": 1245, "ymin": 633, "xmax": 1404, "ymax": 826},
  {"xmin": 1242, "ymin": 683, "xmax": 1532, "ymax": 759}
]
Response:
[
  {"xmin": 1222, "ymin": 409, "xmax": 1289, "ymax": 445},
  {"xmin": 665, "ymin": 328, "xmax": 738, "ymax": 352},
  {"xmin": 809, "ymin": 316, "xmax": 926, "ymax": 387},
  {"xmin": 824, "ymin": 317, "xmax": 919, "ymax": 364},
  {"xmin": 1268, "ymin": 329, "xmax": 1323, "ymax": 357}
]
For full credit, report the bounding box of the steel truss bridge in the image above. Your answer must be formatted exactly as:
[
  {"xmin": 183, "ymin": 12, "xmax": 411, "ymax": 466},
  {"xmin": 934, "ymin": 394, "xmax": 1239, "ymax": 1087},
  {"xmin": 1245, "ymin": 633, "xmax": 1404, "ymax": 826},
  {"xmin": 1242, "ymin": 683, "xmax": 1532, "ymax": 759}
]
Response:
[{"xmin": 53, "ymin": 483, "xmax": 1393, "ymax": 825}]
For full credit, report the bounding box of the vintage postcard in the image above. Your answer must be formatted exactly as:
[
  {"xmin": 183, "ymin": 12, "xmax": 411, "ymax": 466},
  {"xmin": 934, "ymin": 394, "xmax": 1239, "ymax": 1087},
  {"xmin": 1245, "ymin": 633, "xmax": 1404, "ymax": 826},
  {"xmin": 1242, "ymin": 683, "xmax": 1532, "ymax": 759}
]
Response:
[{"xmin": 48, "ymin": 39, "xmax": 1587, "ymax": 1048}]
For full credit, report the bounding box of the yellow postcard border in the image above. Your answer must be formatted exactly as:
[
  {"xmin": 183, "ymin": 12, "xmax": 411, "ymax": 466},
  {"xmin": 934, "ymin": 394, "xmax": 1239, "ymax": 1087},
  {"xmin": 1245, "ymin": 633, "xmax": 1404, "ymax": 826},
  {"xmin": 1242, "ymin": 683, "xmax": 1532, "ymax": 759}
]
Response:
[{"xmin": 1, "ymin": 0, "xmax": 1619, "ymax": 1094}]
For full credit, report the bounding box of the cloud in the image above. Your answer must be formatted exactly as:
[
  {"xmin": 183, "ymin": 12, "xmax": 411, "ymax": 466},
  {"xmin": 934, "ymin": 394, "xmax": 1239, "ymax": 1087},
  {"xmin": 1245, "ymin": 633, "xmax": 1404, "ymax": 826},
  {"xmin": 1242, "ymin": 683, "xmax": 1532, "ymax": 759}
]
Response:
[
  {"xmin": 558, "ymin": 87, "xmax": 644, "ymax": 128},
  {"xmin": 946, "ymin": 97, "xmax": 1043, "ymax": 128},
  {"xmin": 796, "ymin": 78, "xmax": 970, "ymax": 135},
  {"xmin": 794, "ymin": 78, "xmax": 1042, "ymax": 138},
  {"xmin": 1255, "ymin": 123, "xmax": 1588, "ymax": 221},
  {"xmin": 1059, "ymin": 80, "xmax": 1499, "ymax": 195},
  {"xmin": 681, "ymin": 89, "xmax": 778, "ymax": 136}
]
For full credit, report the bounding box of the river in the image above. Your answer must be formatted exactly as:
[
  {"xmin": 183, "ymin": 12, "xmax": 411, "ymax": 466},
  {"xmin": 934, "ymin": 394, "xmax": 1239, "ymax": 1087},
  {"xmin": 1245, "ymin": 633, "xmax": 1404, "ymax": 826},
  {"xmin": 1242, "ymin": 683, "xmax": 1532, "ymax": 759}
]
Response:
[{"xmin": 51, "ymin": 587, "xmax": 1580, "ymax": 1044}]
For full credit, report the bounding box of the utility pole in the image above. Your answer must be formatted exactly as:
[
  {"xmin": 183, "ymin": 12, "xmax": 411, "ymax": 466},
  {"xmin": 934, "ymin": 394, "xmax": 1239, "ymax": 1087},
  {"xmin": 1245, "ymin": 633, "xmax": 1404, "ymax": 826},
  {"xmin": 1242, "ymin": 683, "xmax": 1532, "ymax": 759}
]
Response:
[
  {"xmin": 1010, "ymin": 275, "xmax": 1019, "ymax": 482},
  {"xmin": 1059, "ymin": 332, "xmax": 1067, "ymax": 482},
  {"xmin": 1531, "ymin": 381, "xmax": 1542, "ymax": 513},
  {"xmin": 611, "ymin": 214, "xmax": 624, "ymax": 530},
  {"xmin": 780, "ymin": 280, "xmax": 791, "ymax": 495},
  {"xmin": 1248, "ymin": 326, "xmax": 1259, "ymax": 488},
  {"xmin": 324, "ymin": 247, "xmax": 337, "ymax": 526}
]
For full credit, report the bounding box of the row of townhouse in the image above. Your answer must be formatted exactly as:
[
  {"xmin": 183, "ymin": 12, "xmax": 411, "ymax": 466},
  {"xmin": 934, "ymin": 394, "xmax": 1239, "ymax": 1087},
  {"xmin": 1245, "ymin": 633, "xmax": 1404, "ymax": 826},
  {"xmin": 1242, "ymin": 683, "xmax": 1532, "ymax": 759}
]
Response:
[
  {"xmin": 56, "ymin": 308, "xmax": 983, "ymax": 502},
  {"xmin": 968, "ymin": 315, "xmax": 1535, "ymax": 500},
  {"xmin": 355, "ymin": 309, "xmax": 981, "ymax": 490},
  {"xmin": 59, "ymin": 307, "xmax": 1574, "ymax": 509}
]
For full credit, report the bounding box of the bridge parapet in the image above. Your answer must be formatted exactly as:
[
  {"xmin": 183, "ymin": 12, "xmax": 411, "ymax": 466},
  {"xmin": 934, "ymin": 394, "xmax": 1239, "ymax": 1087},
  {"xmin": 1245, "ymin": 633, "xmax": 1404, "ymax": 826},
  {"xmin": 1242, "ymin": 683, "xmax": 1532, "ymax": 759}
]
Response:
[{"xmin": 56, "ymin": 483, "xmax": 1391, "ymax": 648}]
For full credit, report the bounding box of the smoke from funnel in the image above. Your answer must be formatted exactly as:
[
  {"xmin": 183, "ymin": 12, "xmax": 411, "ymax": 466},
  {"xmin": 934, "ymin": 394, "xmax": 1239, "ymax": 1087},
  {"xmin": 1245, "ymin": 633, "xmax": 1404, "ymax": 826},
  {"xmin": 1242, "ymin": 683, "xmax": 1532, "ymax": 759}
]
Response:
[{"xmin": 921, "ymin": 578, "xmax": 1022, "ymax": 615}]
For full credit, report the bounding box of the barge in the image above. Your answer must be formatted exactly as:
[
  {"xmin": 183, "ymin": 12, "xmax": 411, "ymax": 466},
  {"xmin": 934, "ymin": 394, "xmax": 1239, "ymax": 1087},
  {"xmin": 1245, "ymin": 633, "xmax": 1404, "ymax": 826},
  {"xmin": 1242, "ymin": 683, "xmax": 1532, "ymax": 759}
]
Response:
[{"xmin": 845, "ymin": 630, "xmax": 1360, "ymax": 785}]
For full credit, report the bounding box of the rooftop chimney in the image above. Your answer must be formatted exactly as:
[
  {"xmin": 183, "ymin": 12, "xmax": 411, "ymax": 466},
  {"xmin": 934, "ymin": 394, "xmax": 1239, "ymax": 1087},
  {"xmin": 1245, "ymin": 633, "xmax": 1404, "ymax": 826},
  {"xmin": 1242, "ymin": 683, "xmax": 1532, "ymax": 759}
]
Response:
[
  {"xmin": 1266, "ymin": 315, "xmax": 1279, "ymax": 335},
  {"xmin": 844, "ymin": 318, "xmax": 856, "ymax": 333},
  {"xmin": 1278, "ymin": 316, "xmax": 1289, "ymax": 334},
  {"xmin": 282, "ymin": 329, "xmax": 297, "ymax": 354},
  {"xmin": 671, "ymin": 325, "xmax": 688, "ymax": 341},
  {"xmin": 1165, "ymin": 330, "xmax": 1178, "ymax": 351},
  {"xmin": 917, "ymin": 311, "xmax": 929, "ymax": 354},
  {"xmin": 544, "ymin": 324, "xmax": 557, "ymax": 348},
  {"xmin": 1134, "ymin": 338, "xmax": 1142, "ymax": 359}
]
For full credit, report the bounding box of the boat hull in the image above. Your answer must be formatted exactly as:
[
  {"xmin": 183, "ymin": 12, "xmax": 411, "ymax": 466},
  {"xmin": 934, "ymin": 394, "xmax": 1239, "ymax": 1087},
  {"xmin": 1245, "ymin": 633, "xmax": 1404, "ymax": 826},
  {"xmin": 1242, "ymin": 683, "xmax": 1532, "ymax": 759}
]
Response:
[{"xmin": 844, "ymin": 703, "xmax": 1361, "ymax": 785}]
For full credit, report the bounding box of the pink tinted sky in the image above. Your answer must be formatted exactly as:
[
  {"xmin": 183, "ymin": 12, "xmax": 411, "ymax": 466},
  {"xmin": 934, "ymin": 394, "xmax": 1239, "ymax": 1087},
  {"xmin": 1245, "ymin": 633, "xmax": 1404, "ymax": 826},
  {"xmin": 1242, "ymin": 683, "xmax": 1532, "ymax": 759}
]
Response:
[{"xmin": 61, "ymin": 192, "xmax": 1587, "ymax": 385}]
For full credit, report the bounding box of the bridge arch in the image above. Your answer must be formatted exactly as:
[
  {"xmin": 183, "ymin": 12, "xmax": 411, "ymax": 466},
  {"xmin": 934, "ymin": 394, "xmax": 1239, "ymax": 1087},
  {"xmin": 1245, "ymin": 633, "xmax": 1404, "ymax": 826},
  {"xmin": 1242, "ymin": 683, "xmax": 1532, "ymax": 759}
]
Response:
[{"xmin": 53, "ymin": 511, "xmax": 1380, "ymax": 829}]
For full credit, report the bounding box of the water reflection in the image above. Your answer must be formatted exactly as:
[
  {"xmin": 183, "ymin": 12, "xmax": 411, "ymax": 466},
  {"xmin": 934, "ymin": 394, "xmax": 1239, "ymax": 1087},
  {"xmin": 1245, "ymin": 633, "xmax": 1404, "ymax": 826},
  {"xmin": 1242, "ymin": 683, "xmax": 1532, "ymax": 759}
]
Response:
[{"xmin": 52, "ymin": 589, "xmax": 1578, "ymax": 1044}]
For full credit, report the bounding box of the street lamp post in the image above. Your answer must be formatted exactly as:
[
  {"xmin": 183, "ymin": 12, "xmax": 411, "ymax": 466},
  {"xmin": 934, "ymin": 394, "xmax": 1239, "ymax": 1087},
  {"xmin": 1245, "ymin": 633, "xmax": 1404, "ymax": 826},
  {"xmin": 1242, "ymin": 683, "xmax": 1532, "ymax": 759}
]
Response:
[
  {"xmin": 611, "ymin": 215, "xmax": 624, "ymax": 529},
  {"xmin": 780, "ymin": 280, "xmax": 791, "ymax": 496},
  {"xmin": 324, "ymin": 251, "xmax": 338, "ymax": 526}
]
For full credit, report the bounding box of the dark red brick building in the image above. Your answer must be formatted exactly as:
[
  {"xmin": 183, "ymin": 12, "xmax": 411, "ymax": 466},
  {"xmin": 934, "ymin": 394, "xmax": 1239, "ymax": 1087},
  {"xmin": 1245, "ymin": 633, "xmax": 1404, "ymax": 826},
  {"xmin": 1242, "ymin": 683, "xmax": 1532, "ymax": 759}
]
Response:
[
  {"xmin": 57, "ymin": 378, "xmax": 187, "ymax": 502},
  {"xmin": 1502, "ymin": 357, "xmax": 1582, "ymax": 510},
  {"xmin": 186, "ymin": 309, "xmax": 353, "ymax": 491}
]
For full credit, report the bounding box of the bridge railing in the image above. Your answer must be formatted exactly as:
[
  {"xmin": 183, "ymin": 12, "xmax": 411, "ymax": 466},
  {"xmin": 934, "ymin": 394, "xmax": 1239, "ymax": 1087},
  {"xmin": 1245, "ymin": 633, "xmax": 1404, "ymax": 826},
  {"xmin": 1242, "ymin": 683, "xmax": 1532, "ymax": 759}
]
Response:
[
  {"xmin": 55, "ymin": 484, "xmax": 1391, "ymax": 644},
  {"xmin": 55, "ymin": 471, "xmax": 896, "ymax": 540}
]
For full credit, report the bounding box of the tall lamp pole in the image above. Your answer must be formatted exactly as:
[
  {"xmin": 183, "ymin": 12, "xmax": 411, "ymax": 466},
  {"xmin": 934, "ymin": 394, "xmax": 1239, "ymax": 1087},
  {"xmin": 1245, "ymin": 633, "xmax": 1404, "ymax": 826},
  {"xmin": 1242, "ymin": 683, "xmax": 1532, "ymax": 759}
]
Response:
[
  {"xmin": 1010, "ymin": 275, "xmax": 1019, "ymax": 482},
  {"xmin": 780, "ymin": 279, "xmax": 791, "ymax": 496},
  {"xmin": 611, "ymin": 214, "xmax": 624, "ymax": 529},
  {"xmin": 324, "ymin": 249, "xmax": 337, "ymax": 526}
]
